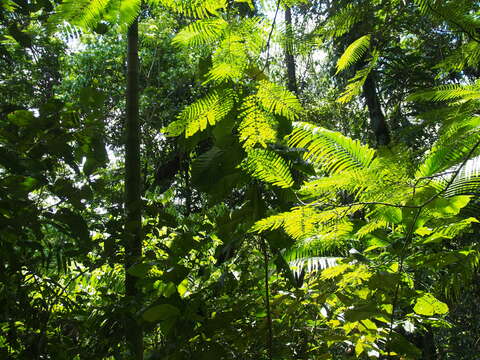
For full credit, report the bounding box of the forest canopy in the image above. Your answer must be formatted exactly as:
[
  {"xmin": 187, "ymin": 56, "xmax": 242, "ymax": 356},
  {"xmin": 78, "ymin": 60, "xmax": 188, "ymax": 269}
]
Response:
[{"xmin": 1, "ymin": 0, "xmax": 480, "ymax": 359}]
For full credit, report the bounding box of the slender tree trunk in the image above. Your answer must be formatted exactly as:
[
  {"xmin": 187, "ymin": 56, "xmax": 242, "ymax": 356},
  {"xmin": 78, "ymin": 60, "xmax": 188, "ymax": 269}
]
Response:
[
  {"xmin": 184, "ymin": 154, "xmax": 192, "ymax": 216},
  {"xmin": 362, "ymin": 73, "xmax": 390, "ymax": 146},
  {"xmin": 124, "ymin": 18, "xmax": 143, "ymax": 360},
  {"xmin": 422, "ymin": 326, "xmax": 436, "ymax": 360},
  {"xmin": 284, "ymin": 6, "xmax": 298, "ymax": 95},
  {"xmin": 262, "ymin": 240, "xmax": 273, "ymax": 360}
]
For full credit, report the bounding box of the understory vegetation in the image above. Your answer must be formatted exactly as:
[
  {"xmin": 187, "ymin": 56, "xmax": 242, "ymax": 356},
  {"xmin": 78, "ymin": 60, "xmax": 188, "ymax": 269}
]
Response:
[{"xmin": 2, "ymin": 0, "xmax": 480, "ymax": 359}]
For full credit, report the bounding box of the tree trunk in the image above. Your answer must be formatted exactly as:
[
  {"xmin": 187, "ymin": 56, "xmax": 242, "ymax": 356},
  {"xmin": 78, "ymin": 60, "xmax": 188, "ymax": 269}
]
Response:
[
  {"xmin": 362, "ymin": 73, "xmax": 390, "ymax": 146},
  {"xmin": 284, "ymin": 6, "xmax": 298, "ymax": 95},
  {"xmin": 124, "ymin": 18, "xmax": 143, "ymax": 360}
]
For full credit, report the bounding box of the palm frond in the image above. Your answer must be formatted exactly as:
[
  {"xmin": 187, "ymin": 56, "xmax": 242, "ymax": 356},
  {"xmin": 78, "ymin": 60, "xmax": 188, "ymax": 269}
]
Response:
[
  {"xmin": 336, "ymin": 34, "xmax": 371, "ymax": 74},
  {"xmin": 288, "ymin": 122, "xmax": 376, "ymax": 174},
  {"xmin": 241, "ymin": 149, "xmax": 294, "ymax": 188}
]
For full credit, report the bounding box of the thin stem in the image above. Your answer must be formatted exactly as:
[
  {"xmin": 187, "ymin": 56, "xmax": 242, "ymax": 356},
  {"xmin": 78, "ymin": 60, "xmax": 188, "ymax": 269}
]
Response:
[
  {"xmin": 261, "ymin": 0, "xmax": 281, "ymax": 74},
  {"xmin": 385, "ymin": 139, "xmax": 480, "ymax": 357}
]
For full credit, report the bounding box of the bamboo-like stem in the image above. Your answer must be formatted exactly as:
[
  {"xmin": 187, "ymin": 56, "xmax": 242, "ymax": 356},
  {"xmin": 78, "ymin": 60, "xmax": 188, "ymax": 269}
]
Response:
[{"xmin": 124, "ymin": 17, "xmax": 144, "ymax": 360}]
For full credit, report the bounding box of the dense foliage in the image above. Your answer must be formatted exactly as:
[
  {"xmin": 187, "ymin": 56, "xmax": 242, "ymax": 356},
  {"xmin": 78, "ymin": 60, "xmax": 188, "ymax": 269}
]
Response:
[{"xmin": 1, "ymin": 0, "xmax": 480, "ymax": 359}]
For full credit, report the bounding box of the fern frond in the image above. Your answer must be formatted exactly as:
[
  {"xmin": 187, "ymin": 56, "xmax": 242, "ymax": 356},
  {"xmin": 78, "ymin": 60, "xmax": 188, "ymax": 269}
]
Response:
[
  {"xmin": 252, "ymin": 205, "xmax": 361, "ymax": 242},
  {"xmin": 117, "ymin": 0, "xmax": 141, "ymax": 27},
  {"xmin": 289, "ymin": 256, "xmax": 339, "ymax": 279},
  {"xmin": 238, "ymin": 96, "xmax": 277, "ymax": 149},
  {"xmin": 155, "ymin": 0, "xmax": 227, "ymax": 18},
  {"xmin": 252, "ymin": 206, "xmax": 319, "ymax": 239},
  {"xmin": 241, "ymin": 149, "xmax": 294, "ymax": 188},
  {"xmin": 408, "ymin": 83, "xmax": 480, "ymax": 104},
  {"xmin": 356, "ymin": 219, "xmax": 389, "ymax": 239},
  {"xmin": 337, "ymin": 51, "xmax": 378, "ymax": 103},
  {"xmin": 416, "ymin": 124, "xmax": 480, "ymax": 178},
  {"xmin": 432, "ymin": 156, "xmax": 480, "ymax": 198},
  {"xmin": 299, "ymin": 172, "xmax": 359, "ymax": 198},
  {"xmin": 1, "ymin": 0, "xmax": 18, "ymax": 12},
  {"xmin": 51, "ymin": 0, "xmax": 145, "ymax": 30},
  {"xmin": 232, "ymin": 16, "xmax": 265, "ymax": 56},
  {"xmin": 201, "ymin": 17, "xmax": 265, "ymax": 83},
  {"xmin": 256, "ymin": 81, "xmax": 302, "ymax": 120},
  {"xmin": 191, "ymin": 146, "xmax": 224, "ymax": 182},
  {"xmin": 206, "ymin": 34, "xmax": 248, "ymax": 83},
  {"xmin": 436, "ymin": 41, "xmax": 480, "ymax": 74},
  {"xmin": 320, "ymin": 3, "xmax": 363, "ymax": 39},
  {"xmin": 288, "ymin": 122, "xmax": 376, "ymax": 174},
  {"xmin": 336, "ymin": 34, "xmax": 371, "ymax": 74},
  {"xmin": 172, "ymin": 18, "xmax": 228, "ymax": 46},
  {"xmin": 413, "ymin": 0, "xmax": 434, "ymax": 14},
  {"xmin": 52, "ymin": 0, "xmax": 113, "ymax": 29},
  {"xmin": 164, "ymin": 89, "xmax": 235, "ymax": 137}
]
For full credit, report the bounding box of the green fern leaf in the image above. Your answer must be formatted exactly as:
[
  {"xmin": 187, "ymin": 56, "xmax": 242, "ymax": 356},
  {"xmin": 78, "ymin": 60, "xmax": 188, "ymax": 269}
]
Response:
[
  {"xmin": 289, "ymin": 255, "xmax": 339, "ymax": 279},
  {"xmin": 204, "ymin": 33, "xmax": 248, "ymax": 83},
  {"xmin": 432, "ymin": 156, "xmax": 480, "ymax": 198},
  {"xmin": 413, "ymin": 0, "xmax": 434, "ymax": 14},
  {"xmin": 203, "ymin": 18, "xmax": 265, "ymax": 83},
  {"xmin": 337, "ymin": 51, "xmax": 378, "ymax": 103},
  {"xmin": 118, "ymin": 0, "xmax": 141, "ymax": 27},
  {"xmin": 252, "ymin": 205, "xmax": 360, "ymax": 243},
  {"xmin": 336, "ymin": 34, "xmax": 371, "ymax": 74},
  {"xmin": 320, "ymin": 3, "xmax": 363, "ymax": 39},
  {"xmin": 53, "ymin": 0, "xmax": 112, "ymax": 29},
  {"xmin": 298, "ymin": 170, "xmax": 364, "ymax": 201},
  {"xmin": 238, "ymin": 96, "xmax": 277, "ymax": 149},
  {"xmin": 241, "ymin": 149, "xmax": 294, "ymax": 188},
  {"xmin": 155, "ymin": 0, "xmax": 227, "ymax": 18},
  {"xmin": 164, "ymin": 89, "xmax": 235, "ymax": 137},
  {"xmin": 173, "ymin": 18, "xmax": 228, "ymax": 46},
  {"xmin": 256, "ymin": 81, "xmax": 302, "ymax": 120},
  {"xmin": 288, "ymin": 122, "xmax": 375, "ymax": 174},
  {"xmin": 416, "ymin": 122, "xmax": 480, "ymax": 178},
  {"xmin": 408, "ymin": 83, "xmax": 480, "ymax": 103},
  {"xmin": 436, "ymin": 41, "xmax": 480, "ymax": 74}
]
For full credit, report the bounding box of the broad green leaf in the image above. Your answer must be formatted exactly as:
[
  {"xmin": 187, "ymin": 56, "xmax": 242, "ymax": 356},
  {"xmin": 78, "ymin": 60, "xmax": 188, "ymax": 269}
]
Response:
[
  {"xmin": 428, "ymin": 195, "xmax": 471, "ymax": 217},
  {"xmin": 413, "ymin": 293, "xmax": 449, "ymax": 316},
  {"xmin": 388, "ymin": 333, "xmax": 421, "ymax": 358},
  {"xmin": 143, "ymin": 304, "xmax": 180, "ymax": 322},
  {"xmin": 127, "ymin": 262, "xmax": 153, "ymax": 278},
  {"xmin": 8, "ymin": 110, "xmax": 35, "ymax": 127},
  {"xmin": 177, "ymin": 279, "xmax": 189, "ymax": 297}
]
